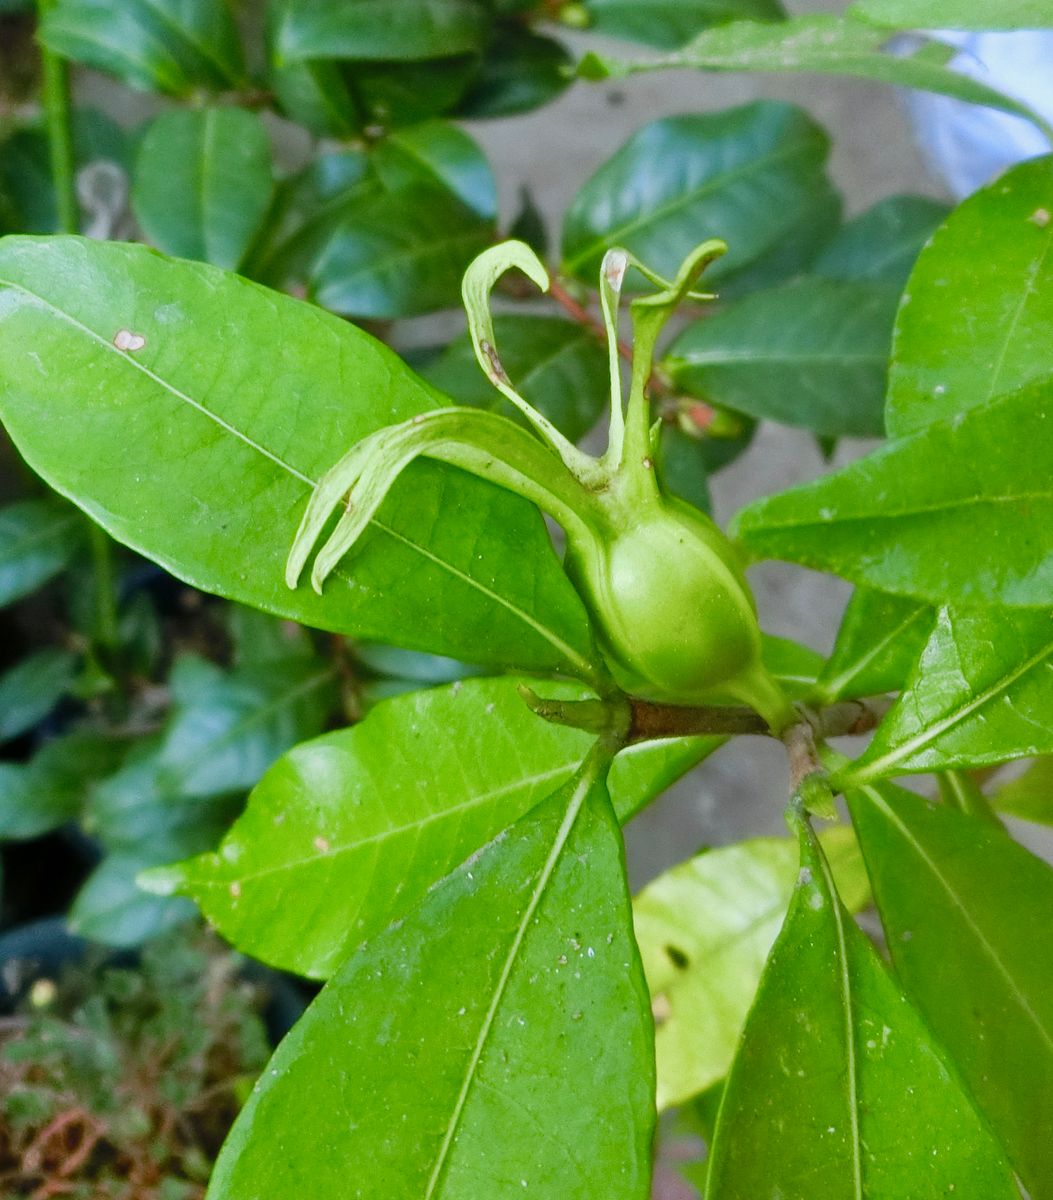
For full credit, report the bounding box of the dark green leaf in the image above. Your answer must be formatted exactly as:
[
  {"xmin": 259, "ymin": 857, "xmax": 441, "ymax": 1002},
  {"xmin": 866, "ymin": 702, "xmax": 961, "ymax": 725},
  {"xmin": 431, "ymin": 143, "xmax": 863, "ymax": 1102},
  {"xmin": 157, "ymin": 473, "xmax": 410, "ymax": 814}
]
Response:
[
  {"xmin": 887, "ymin": 155, "xmax": 1053, "ymax": 437},
  {"xmin": 848, "ymin": 781, "xmax": 1053, "ymax": 1198},
  {"xmin": 582, "ymin": 0, "xmax": 785, "ymax": 51},
  {"xmin": 654, "ymin": 424, "xmax": 712, "ymax": 513},
  {"xmin": 456, "ymin": 25, "xmax": 571, "ymax": 118},
  {"xmin": 132, "ymin": 108, "xmax": 274, "ymax": 271},
  {"xmin": 561, "ymin": 102, "xmax": 840, "ymax": 290},
  {"xmin": 421, "ymin": 314, "xmax": 609, "ymax": 443},
  {"xmin": 706, "ymin": 815, "xmax": 1018, "ymax": 1198},
  {"xmin": 207, "ymin": 758, "xmax": 654, "ymax": 1199},
  {"xmin": 0, "ymin": 237, "xmax": 598, "ymax": 677},
  {"xmin": 147, "ymin": 676, "xmax": 719, "ymax": 977},
  {"xmin": 732, "ymin": 376, "xmax": 1053, "ymax": 607},
  {"xmin": 508, "ymin": 186, "xmax": 548, "ymax": 258},
  {"xmin": 371, "ymin": 120, "xmax": 496, "ymax": 219},
  {"xmin": 0, "ymin": 648, "xmax": 78, "ymax": 742},
  {"xmin": 812, "ymin": 195, "xmax": 949, "ymax": 289},
  {"xmin": 40, "ymin": 0, "xmax": 245, "ymax": 96},
  {"xmin": 839, "ymin": 607, "xmax": 1053, "ymax": 785},
  {"xmin": 349, "ymin": 55, "xmax": 479, "ymax": 127},
  {"xmin": 994, "ymin": 757, "xmax": 1053, "ymax": 826},
  {"xmin": 814, "ymin": 588, "xmax": 932, "ymax": 703},
  {"xmin": 268, "ymin": 55, "xmax": 361, "ymax": 139},
  {"xmin": 665, "ymin": 279, "xmax": 896, "ymax": 437},
  {"xmin": 274, "ymin": 0, "xmax": 492, "ymax": 62},
  {"xmin": 226, "ymin": 605, "xmax": 316, "ymax": 667},
  {"xmin": 851, "ymin": 0, "xmax": 1053, "ymax": 29},
  {"xmin": 0, "ymin": 499, "xmax": 82, "ymax": 608}
]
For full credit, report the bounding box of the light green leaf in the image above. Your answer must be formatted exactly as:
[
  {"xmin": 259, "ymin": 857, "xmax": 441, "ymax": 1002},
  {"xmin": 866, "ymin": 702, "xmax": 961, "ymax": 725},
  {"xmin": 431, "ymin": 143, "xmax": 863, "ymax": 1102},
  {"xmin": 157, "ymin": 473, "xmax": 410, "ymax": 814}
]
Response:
[
  {"xmin": 371, "ymin": 120, "xmax": 496, "ymax": 219},
  {"xmin": 0, "ymin": 648, "xmax": 78, "ymax": 742},
  {"xmin": 0, "ymin": 499, "xmax": 82, "ymax": 608},
  {"xmin": 706, "ymin": 816, "xmax": 1018, "ymax": 1199},
  {"xmin": 994, "ymin": 757, "xmax": 1053, "ymax": 826},
  {"xmin": 848, "ymin": 781, "xmax": 1053, "ymax": 1198},
  {"xmin": 851, "ymin": 0, "xmax": 1053, "ymax": 30},
  {"xmin": 148, "ymin": 676, "xmax": 719, "ymax": 978},
  {"xmin": 275, "ymin": 0, "xmax": 492, "ymax": 62},
  {"xmin": 840, "ymin": 606, "xmax": 1053, "ymax": 786},
  {"xmin": 206, "ymin": 755, "xmax": 655, "ymax": 1199},
  {"xmin": 0, "ymin": 237, "xmax": 598, "ymax": 678},
  {"xmin": 132, "ymin": 108, "xmax": 274, "ymax": 271},
  {"xmin": 578, "ymin": 15, "xmax": 1053, "ymax": 137},
  {"xmin": 759, "ymin": 632, "xmax": 824, "ymax": 700},
  {"xmin": 887, "ymin": 155, "xmax": 1053, "ymax": 437},
  {"xmin": 665, "ymin": 279, "xmax": 896, "ymax": 437},
  {"xmin": 39, "ymin": 0, "xmax": 245, "ymax": 96},
  {"xmin": 581, "ymin": 0, "xmax": 785, "ymax": 51},
  {"xmin": 732, "ymin": 376, "xmax": 1053, "ymax": 608},
  {"xmin": 635, "ymin": 827, "xmax": 868, "ymax": 1110},
  {"xmin": 813, "ymin": 195, "xmax": 949, "ymax": 289},
  {"xmin": 561, "ymin": 102, "xmax": 840, "ymax": 288},
  {"xmin": 421, "ymin": 315, "xmax": 610, "ymax": 444},
  {"xmin": 814, "ymin": 588, "xmax": 933, "ymax": 703}
]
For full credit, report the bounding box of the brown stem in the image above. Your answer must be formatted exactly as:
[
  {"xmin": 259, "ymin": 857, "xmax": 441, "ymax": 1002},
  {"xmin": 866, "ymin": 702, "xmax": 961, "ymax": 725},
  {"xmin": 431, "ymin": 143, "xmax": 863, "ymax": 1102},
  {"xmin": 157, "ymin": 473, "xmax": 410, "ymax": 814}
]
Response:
[{"xmin": 625, "ymin": 695, "xmax": 891, "ymax": 744}]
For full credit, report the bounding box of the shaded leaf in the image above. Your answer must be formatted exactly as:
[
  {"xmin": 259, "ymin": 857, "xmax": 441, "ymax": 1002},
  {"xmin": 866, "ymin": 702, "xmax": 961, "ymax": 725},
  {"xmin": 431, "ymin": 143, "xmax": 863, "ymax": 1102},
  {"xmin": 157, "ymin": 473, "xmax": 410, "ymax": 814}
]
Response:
[
  {"xmin": 812, "ymin": 195, "xmax": 949, "ymax": 289},
  {"xmin": 456, "ymin": 25, "xmax": 572, "ymax": 118},
  {"xmin": 206, "ymin": 756, "xmax": 655, "ymax": 1199},
  {"xmin": 371, "ymin": 120, "xmax": 496, "ymax": 219},
  {"xmin": 850, "ymin": 0, "xmax": 1053, "ymax": 29},
  {"xmin": 848, "ymin": 781, "xmax": 1053, "ymax": 1198},
  {"xmin": 994, "ymin": 757, "xmax": 1053, "ymax": 826},
  {"xmin": 71, "ymin": 851, "xmax": 201, "ymax": 947},
  {"xmin": 561, "ymin": 102, "xmax": 840, "ymax": 289},
  {"xmin": 887, "ymin": 155, "xmax": 1053, "ymax": 437},
  {"xmin": 0, "ymin": 648, "xmax": 78, "ymax": 742},
  {"xmin": 0, "ymin": 237, "xmax": 598, "ymax": 678},
  {"xmin": 581, "ymin": 0, "xmax": 785, "ymax": 50},
  {"xmin": 0, "ymin": 499, "xmax": 82, "ymax": 608},
  {"xmin": 665, "ymin": 278, "xmax": 896, "ymax": 437},
  {"xmin": 759, "ymin": 633, "xmax": 824, "ymax": 701},
  {"xmin": 706, "ymin": 815, "xmax": 1018, "ymax": 1199},
  {"xmin": 349, "ymin": 55, "xmax": 478, "ymax": 128},
  {"xmin": 267, "ymin": 52, "xmax": 361, "ymax": 139}
]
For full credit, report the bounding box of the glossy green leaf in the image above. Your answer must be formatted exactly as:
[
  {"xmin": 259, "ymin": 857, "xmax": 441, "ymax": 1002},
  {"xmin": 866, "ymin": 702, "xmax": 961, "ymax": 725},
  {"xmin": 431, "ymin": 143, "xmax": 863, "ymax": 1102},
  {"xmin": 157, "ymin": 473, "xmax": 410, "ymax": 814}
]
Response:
[
  {"xmin": 455, "ymin": 25, "xmax": 571, "ymax": 118},
  {"xmin": 578, "ymin": 15, "xmax": 1053, "ymax": 136},
  {"xmin": 267, "ymin": 53, "xmax": 360, "ymax": 139},
  {"xmin": 421, "ymin": 315, "xmax": 609, "ymax": 443},
  {"xmin": 848, "ymin": 781, "xmax": 1053, "ymax": 1198},
  {"xmin": 310, "ymin": 184, "xmax": 495, "ymax": 318},
  {"xmin": 581, "ymin": 0, "xmax": 784, "ymax": 50},
  {"xmin": 39, "ymin": 0, "xmax": 245, "ymax": 96},
  {"xmin": 0, "ymin": 237, "xmax": 598, "ymax": 678},
  {"xmin": 635, "ymin": 827, "xmax": 868, "ymax": 1110},
  {"xmin": 0, "ymin": 648, "xmax": 78, "ymax": 742},
  {"xmin": 759, "ymin": 633, "xmax": 824, "ymax": 700},
  {"xmin": 840, "ymin": 606, "xmax": 1053, "ymax": 786},
  {"xmin": 733, "ymin": 376, "xmax": 1053, "ymax": 607},
  {"xmin": 706, "ymin": 815, "xmax": 1018, "ymax": 1199},
  {"xmin": 813, "ymin": 195, "xmax": 949, "ymax": 289},
  {"xmin": 371, "ymin": 121, "xmax": 496, "ymax": 219},
  {"xmin": 994, "ymin": 757, "xmax": 1053, "ymax": 826},
  {"xmin": 814, "ymin": 588, "xmax": 933, "ymax": 703},
  {"xmin": 207, "ymin": 756, "xmax": 654, "ymax": 1199},
  {"xmin": 274, "ymin": 0, "xmax": 491, "ymax": 62},
  {"xmin": 0, "ymin": 731, "xmax": 124, "ymax": 839},
  {"xmin": 0, "ymin": 499, "xmax": 82, "ymax": 608},
  {"xmin": 349, "ymin": 55, "xmax": 478, "ymax": 128},
  {"xmin": 665, "ymin": 279, "xmax": 896, "ymax": 437},
  {"xmin": 147, "ymin": 676, "xmax": 719, "ymax": 978},
  {"xmin": 887, "ymin": 155, "xmax": 1053, "ymax": 438},
  {"xmin": 561, "ymin": 102, "xmax": 840, "ymax": 288},
  {"xmin": 132, "ymin": 108, "xmax": 274, "ymax": 271},
  {"xmin": 851, "ymin": 0, "xmax": 1053, "ymax": 29}
]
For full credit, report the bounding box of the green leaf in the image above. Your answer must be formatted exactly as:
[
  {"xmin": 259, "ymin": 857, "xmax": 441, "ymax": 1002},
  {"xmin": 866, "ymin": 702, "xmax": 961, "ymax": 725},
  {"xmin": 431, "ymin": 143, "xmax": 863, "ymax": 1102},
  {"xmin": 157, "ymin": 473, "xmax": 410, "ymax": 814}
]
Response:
[
  {"xmin": 0, "ymin": 648, "xmax": 78, "ymax": 742},
  {"xmin": 0, "ymin": 499, "xmax": 82, "ymax": 608},
  {"xmin": 732, "ymin": 376, "xmax": 1053, "ymax": 608},
  {"xmin": 582, "ymin": 0, "xmax": 785, "ymax": 51},
  {"xmin": 759, "ymin": 633, "xmax": 824, "ymax": 700},
  {"xmin": 349, "ymin": 55, "xmax": 478, "ymax": 128},
  {"xmin": 131, "ymin": 108, "xmax": 274, "ymax": 272},
  {"xmin": 839, "ymin": 606, "xmax": 1053, "ymax": 786},
  {"xmin": 275, "ymin": 0, "xmax": 492, "ymax": 62},
  {"xmin": 267, "ymin": 55, "xmax": 360, "ymax": 139},
  {"xmin": 455, "ymin": 25, "xmax": 572, "ymax": 118},
  {"xmin": 635, "ymin": 827, "xmax": 868, "ymax": 1110},
  {"xmin": 147, "ymin": 676, "xmax": 719, "ymax": 978},
  {"xmin": 887, "ymin": 155, "xmax": 1053, "ymax": 438},
  {"xmin": 0, "ymin": 731, "xmax": 124, "ymax": 839},
  {"xmin": 0, "ymin": 237, "xmax": 598, "ymax": 678},
  {"xmin": 578, "ymin": 15, "xmax": 1053, "ymax": 137},
  {"xmin": 850, "ymin": 0, "xmax": 1053, "ymax": 29},
  {"xmin": 421, "ymin": 315, "xmax": 609, "ymax": 443},
  {"xmin": 39, "ymin": 0, "xmax": 245, "ymax": 96},
  {"xmin": 371, "ymin": 121, "xmax": 497, "ymax": 219},
  {"xmin": 310, "ymin": 184, "xmax": 494, "ymax": 318},
  {"xmin": 848, "ymin": 781, "xmax": 1053, "ymax": 1199},
  {"xmin": 812, "ymin": 195, "xmax": 949, "ymax": 289},
  {"xmin": 994, "ymin": 757, "xmax": 1053, "ymax": 826},
  {"xmin": 706, "ymin": 815, "xmax": 1018, "ymax": 1199},
  {"xmin": 71, "ymin": 851, "xmax": 200, "ymax": 947},
  {"xmin": 665, "ymin": 279, "xmax": 896, "ymax": 437},
  {"xmin": 814, "ymin": 588, "xmax": 933, "ymax": 703},
  {"xmin": 207, "ymin": 753, "xmax": 654, "ymax": 1199},
  {"xmin": 561, "ymin": 102, "xmax": 840, "ymax": 288}
]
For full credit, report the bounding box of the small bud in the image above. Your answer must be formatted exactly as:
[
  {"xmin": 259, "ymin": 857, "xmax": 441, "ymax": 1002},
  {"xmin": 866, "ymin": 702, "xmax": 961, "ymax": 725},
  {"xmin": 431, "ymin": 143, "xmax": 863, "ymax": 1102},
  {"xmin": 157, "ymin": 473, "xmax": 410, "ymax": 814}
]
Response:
[{"xmin": 559, "ymin": 2, "xmax": 591, "ymax": 29}]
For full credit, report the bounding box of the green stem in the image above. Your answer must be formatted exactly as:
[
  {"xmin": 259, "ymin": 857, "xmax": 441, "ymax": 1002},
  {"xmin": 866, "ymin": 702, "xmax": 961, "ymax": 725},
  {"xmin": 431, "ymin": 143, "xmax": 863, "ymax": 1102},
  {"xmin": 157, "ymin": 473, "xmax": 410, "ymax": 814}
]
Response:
[
  {"xmin": 37, "ymin": 0, "xmax": 78, "ymax": 235},
  {"xmin": 88, "ymin": 521, "xmax": 119, "ymax": 651},
  {"xmin": 937, "ymin": 770, "xmax": 1003, "ymax": 829}
]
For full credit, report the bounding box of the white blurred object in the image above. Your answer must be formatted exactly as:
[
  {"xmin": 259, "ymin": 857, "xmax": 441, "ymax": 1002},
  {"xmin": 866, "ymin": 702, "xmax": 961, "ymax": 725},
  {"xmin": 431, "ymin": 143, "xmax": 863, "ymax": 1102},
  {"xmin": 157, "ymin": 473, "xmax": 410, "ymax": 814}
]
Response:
[{"xmin": 906, "ymin": 30, "xmax": 1053, "ymax": 198}]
